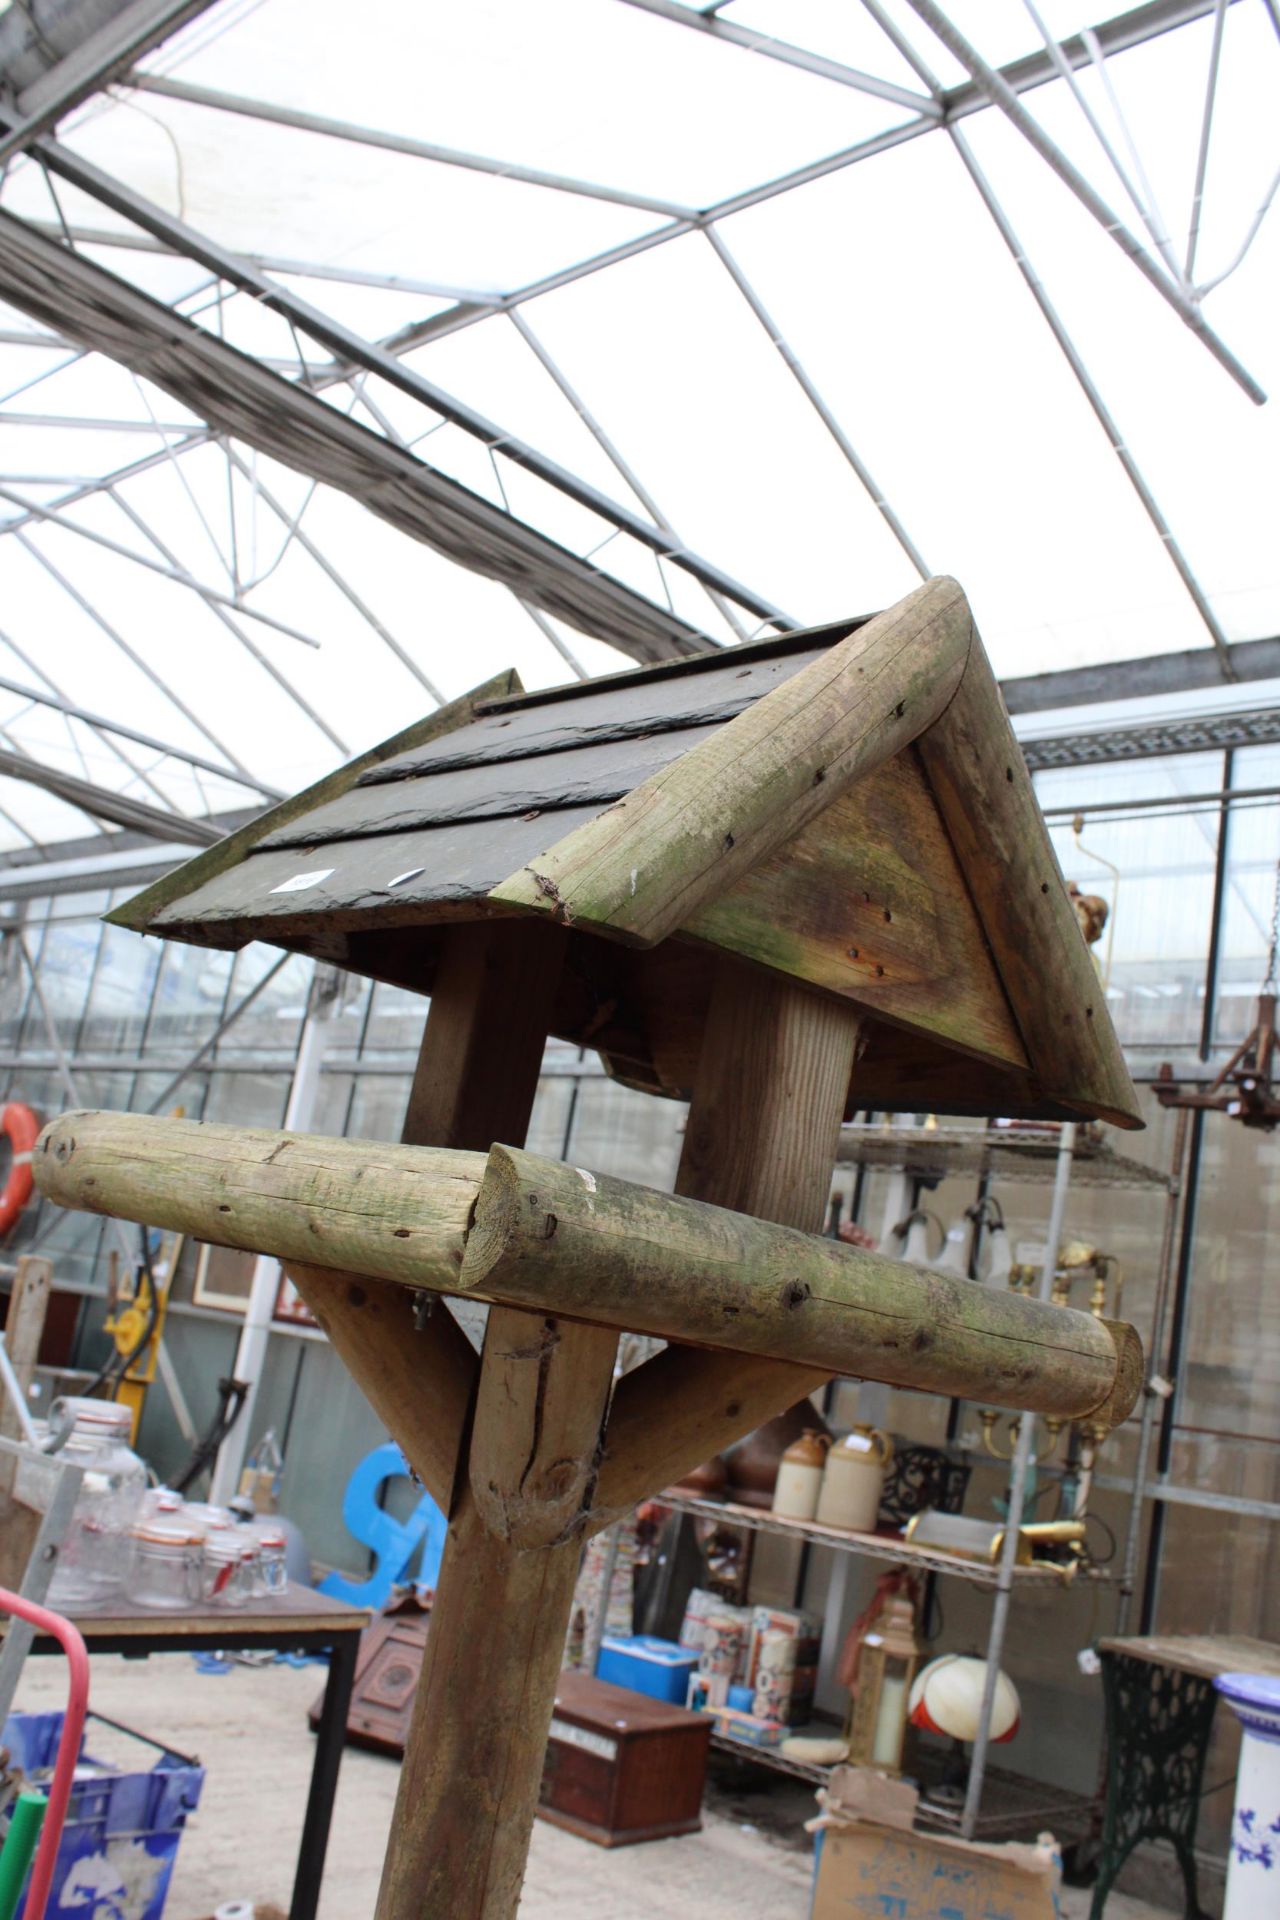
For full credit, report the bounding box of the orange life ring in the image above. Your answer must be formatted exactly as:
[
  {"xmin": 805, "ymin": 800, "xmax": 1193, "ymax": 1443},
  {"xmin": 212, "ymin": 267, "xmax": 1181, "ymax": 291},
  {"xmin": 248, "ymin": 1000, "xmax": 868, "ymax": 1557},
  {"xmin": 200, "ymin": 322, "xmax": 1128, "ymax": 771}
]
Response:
[{"xmin": 0, "ymin": 1102, "xmax": 39, "ymax": 1236}]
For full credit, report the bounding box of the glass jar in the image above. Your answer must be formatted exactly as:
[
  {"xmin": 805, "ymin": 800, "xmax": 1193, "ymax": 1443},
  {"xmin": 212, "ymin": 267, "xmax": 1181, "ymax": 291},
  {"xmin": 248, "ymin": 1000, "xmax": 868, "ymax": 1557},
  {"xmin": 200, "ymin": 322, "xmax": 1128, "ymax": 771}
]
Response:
[
  {"xmin": 183, "ymin": 1502, "xmax": 236, "ymax": 1533},
  {"xmin": 45, "ymin": 1398, "xmax": 147, "ymax": 1608},
  {"xmin": 126, "ymin": 1521, "xmax": 206, "ymax": 1610},
  {"xmin": 202, "ymin": 1533, "xmax": 257, "ymax": 1609},
  {"xmin": 140, "ymin": 1487, "xmax": 184, "ymax": 1520},
  {"xmin": 247, "ymin": 1524, "xmax": 288, "ymax": 1597}
]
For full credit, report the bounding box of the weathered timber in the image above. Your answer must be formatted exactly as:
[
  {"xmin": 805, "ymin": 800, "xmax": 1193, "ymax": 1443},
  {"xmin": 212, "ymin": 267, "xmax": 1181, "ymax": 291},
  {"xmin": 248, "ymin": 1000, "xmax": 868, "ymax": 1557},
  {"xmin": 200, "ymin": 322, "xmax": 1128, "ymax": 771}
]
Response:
[
  {"xmin": 0, "ymin": 1254, "xmax": 51, "ymax": 1498},
  {"xmin": 33, "ymin": 1111, "xmax": 485, "ymax": 1289},
  {"xmin": 107, "ymin": 667, "xmax": 522, "ymax": 935},
  {"xmin": 488, "ymin": 578, "xmax": 972, "ymax": 947},
  {"xmin": 469, "ymin": 1307, "xmax": 617, "ymax": 1549},
  {"xmin": 283, "ymin": 1263, "xmax": 475, "ymax": 1515},
  {"xmin": 0, "ymin": 1255, "xmax": 50, "ymax": 1424},
  {"xmin": 281, "ymin": 923, "xmax": 565, "ymax": 1532},
  {"xmin": 358, "ymin": 644, "xmax": 835, "ymax": 785},
  {"xmin": 32, "ymin": 1109, "xmax": 1140, "ymax": 1424},
  {"xmin": 374, "ymin": 1495, "xmax": 587, "ymax": 1920},
  {"xmin": 915, "ymin": 635, "xmax": 1140, "ymax": 1128},
  {"xmin": 400, "ymin": 920, "xmax": 566, "ymax": 1154},
  {"xmin": 676, "ymin": 960, "xmax": 862, "ymax": 1226},
  {"xmin": 463, "ymin": 1145, "xmax": 1137, "ymax": 1425},
  {"xmin": 683, "ymin": 747, "xmax": 1027, "ymax": 1070},
  {"xmin": 374, "ymin": 918, "xmax": 596, "ymax": 1920},
  {"xmin": 598, "ymin": 962, "xmax": 857, "ymax": 1512},
  {"xmin": 590, "ymin": 1344, "xmax": 820, "ymax": 1532},
  {"xmin": 257, "ymin": 730, "xmax": 719, "ymax": 848}
]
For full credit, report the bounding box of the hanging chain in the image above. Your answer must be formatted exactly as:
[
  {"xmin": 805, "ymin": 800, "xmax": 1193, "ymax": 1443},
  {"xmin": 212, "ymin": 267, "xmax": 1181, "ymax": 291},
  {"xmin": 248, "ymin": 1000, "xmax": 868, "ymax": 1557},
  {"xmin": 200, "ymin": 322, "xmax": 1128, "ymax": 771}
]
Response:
[{"xmin": 1264, "ymin": 852, "xmax": 1280, "ymax": 995}]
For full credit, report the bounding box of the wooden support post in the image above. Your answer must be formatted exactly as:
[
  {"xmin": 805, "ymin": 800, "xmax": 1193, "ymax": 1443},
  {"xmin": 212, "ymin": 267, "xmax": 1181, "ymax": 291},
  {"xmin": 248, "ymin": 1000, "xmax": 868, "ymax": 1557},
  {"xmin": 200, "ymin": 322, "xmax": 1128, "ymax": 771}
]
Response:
[
  {"xmin": 0, "ymin": 1255, "xmax": 51, "ymax": 1438},
  {"xmin": 598, "ymin": 958, "xmax": 860, "ymax": 1539},
  {"xmin": 0, "ymin": 1255, "xmax": 51, "ymax": 1502},
  {"xmin": 289, "ymin": 920, "xmax": 566, "ymax": 1514},
  {"xmin": 380, "ymin": 1311, "xmax": 617, "ymax": 1918},
  {"xmin": 283, "ymin": 1262, "xmax": 476, "ymax": 1515},
  {"xmin": 365, "ymin": 918, "xmax": 609, "ymax": 1920}
]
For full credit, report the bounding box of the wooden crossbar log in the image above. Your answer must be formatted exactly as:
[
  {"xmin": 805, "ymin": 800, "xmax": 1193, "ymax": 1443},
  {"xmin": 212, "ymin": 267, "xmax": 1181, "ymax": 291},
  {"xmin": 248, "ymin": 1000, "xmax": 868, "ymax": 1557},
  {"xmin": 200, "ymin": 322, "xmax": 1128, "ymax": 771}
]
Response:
[{"xmin": 34, "ymin": 1109, "xmax": 1140, "ymax": 1434}]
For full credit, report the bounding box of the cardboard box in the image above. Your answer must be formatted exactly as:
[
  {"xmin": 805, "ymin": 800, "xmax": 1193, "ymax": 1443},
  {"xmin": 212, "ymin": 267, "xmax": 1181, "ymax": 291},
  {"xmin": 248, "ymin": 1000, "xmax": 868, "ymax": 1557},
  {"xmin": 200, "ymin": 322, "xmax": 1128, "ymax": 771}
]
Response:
[
  {"xmin": 746, "ymin": 1605, "xmax": 822, "ymax": 1725},
  {"xmin": 810, "ymin": 1768, "xmax": 1060, "ymax": 1920},
  {"xmin": 710, "ymin": 1705, "xmax": 786, "ymax": 1749}
]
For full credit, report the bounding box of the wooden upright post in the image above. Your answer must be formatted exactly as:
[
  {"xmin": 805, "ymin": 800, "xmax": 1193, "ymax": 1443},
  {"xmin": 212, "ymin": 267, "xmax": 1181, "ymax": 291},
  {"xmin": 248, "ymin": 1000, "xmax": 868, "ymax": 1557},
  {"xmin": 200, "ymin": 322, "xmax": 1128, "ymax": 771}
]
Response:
[
  {"xmin": 364, "ymin": 921, "xmax": 615, "ymax": 1920},
  {"xmin": 592, "ymin": 959, "xmax": 862, "ymax": 1516}
]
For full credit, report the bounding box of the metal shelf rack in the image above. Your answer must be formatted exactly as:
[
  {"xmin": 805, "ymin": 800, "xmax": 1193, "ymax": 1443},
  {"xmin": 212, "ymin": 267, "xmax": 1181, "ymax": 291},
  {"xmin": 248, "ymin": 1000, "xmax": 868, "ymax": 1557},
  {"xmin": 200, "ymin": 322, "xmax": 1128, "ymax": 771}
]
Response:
[
  {"xmin": 836, "ymin": 1121, "xmax": 1168, "ymax": 1190},
  {"xmin": 658, "ymin": 1490, "xmax": 1082, "ymax": 1589}
]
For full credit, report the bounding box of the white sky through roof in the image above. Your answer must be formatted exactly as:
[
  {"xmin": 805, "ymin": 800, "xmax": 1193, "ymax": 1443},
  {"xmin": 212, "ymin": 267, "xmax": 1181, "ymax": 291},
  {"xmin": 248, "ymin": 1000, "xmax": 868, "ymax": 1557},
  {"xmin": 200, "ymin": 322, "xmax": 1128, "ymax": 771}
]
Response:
[{"xmin": 0, "ymin": 0, "xmax": 1275, "ymax": 854}]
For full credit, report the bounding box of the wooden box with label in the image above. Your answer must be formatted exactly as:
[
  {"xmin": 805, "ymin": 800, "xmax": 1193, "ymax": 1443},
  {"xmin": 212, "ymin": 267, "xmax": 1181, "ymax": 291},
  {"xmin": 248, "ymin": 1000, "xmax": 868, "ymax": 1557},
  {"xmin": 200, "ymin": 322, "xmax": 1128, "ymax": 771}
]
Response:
[{"xmin": 538, "ymin": 1671, "xmax": 712, "ymax": 1847}]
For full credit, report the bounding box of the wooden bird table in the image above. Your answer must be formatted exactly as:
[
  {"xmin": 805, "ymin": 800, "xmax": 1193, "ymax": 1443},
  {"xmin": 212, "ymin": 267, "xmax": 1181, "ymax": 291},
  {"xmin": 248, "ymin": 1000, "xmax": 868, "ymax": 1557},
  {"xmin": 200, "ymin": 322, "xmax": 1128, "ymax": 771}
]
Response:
[{"xmin": 34, "ymin": 580, "xmax": 1147, "ymax": 1919}]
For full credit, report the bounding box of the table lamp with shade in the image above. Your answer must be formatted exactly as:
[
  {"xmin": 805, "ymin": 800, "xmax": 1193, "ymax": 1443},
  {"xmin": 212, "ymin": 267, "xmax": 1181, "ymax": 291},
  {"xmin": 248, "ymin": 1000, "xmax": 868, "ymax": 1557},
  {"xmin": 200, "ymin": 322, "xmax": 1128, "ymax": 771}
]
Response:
[{"xmin": 908, "ymin": 1654, "xmax": 1021, "ymax": 1803}]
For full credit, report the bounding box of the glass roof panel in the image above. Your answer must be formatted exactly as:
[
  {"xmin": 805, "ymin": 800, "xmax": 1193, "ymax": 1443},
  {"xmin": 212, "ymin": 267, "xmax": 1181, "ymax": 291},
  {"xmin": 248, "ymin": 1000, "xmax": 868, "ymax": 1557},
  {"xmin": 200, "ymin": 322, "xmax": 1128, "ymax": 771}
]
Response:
[
  {"xmin": 138, "ymin": 0, "xmax": 917, "ymax": 209},
  {"xmin": 0, "ymin": 0, "xmax": 1271, "ymax": 860}
]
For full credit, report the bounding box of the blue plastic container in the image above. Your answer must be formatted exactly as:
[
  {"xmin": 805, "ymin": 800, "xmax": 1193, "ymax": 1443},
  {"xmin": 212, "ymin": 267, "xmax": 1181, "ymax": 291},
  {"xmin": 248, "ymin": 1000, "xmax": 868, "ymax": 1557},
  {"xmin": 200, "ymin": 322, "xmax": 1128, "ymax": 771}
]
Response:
[
  {"xmin": 595, "ymin": 1635, "xmax": 699, "ymax": 1704},
  {"xmin": 1, "ymin": 1710, "xmax": 204, "ymax": 1920}
]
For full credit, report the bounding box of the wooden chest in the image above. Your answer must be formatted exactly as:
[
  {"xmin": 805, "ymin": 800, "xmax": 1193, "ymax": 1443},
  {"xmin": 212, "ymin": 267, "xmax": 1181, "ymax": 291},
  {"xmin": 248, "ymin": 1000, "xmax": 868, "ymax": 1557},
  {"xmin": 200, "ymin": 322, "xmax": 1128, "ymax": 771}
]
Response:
[{"xmin": 537, "ymin": 1671, "xmax": 711, "ymax": 1847}]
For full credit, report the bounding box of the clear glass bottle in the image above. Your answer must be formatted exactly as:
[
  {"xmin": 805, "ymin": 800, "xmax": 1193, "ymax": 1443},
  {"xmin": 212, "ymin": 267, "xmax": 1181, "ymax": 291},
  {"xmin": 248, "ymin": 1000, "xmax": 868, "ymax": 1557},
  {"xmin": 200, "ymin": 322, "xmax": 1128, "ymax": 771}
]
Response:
[
  {"xmin": 45, "ymin": 1398, "xmax": 147, "ymax": 1608},
  {"xmin": 126, "ymin": 1520, "xmax": 206, "ymax": 1610},
  {"xmin": 244, "ymin": 1523, "xmax": 288, "ymax": 1597}
]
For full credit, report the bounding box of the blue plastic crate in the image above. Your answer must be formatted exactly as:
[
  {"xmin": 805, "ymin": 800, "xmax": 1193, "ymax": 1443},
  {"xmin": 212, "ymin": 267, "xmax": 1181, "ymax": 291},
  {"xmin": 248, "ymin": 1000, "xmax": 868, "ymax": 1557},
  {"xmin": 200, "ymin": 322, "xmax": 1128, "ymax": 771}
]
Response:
[
  {"xmin": 595, "ymin": 1635, "xmax": 699, "ymax": 1704},
  {"xmin": 1, "ymin": 1709, "xmax": 204, "ymax": 1920}
]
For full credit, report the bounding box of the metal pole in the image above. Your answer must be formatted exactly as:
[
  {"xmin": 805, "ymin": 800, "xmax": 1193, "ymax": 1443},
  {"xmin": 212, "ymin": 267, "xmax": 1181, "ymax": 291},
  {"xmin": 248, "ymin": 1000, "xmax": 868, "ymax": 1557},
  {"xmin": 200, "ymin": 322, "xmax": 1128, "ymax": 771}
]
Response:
[
  {"xmin": 948, "ymin": 126, "xmax": 1238, "ymax": 678},
  {"xmin": 1115, "ymin": 1106, "xmax": 1189, "ymax": 1632},
  {"xmin": 704, "ymin": 227, "xmax": 932, "ymax": 583},
  {"xmin": 127, "ymin": 72, "xmax": 696, "ymax": 220},
  {"xmin": 140, "ymin": 952, "xmax": 293, "ymax": 1117},
  {"xmin": 0, "ymin": 484, "xmax": 326, "ymax": 655},
  {"xmin": 615, "ymin": 0, "xmax": 942, "ymax": 114},
  {"xmin": 960, "ymin": 1120, "xmax": 1076, "ymax": 1839},
  {"xmin": 0, "ymin": 0, "xmax": 216, "ymax": 169},
  {"xmin": 903, "ymin": 0, "xmax": 1265, "ymax": 403},
  {"xmin": 582, "ymin": 1524, "xmax": 624, "ymax": 1679},
  {"xmin": 108, "ymin": 489, "xmax": 350, "ymax": 756},
  {"xmin": 0, "ymin": 667, "xmax": 280, "ymax": 796},
  {"xmin": 0, "ymin": 130, "xmax": 794, "ymax": 634},
  {"xmin": 208, "ymin": 965, "xmax": 338, "ymax": 1505},
  {"xmin": 219, "ymin": 449, "xmax": 445, "ymax": 704}
]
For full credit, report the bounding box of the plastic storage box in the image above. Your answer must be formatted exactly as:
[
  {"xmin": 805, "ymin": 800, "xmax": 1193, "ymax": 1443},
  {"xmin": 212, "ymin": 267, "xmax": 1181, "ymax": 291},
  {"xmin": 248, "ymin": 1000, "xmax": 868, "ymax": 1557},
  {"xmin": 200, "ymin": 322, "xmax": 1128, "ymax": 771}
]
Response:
[
  {"xmin": 0, "ymin": 1710, "xmax": 204, "ymax": 1920},
  {"xmin": 594, "ymin": 1636, "xmax": 699, "ymax": 1704}
]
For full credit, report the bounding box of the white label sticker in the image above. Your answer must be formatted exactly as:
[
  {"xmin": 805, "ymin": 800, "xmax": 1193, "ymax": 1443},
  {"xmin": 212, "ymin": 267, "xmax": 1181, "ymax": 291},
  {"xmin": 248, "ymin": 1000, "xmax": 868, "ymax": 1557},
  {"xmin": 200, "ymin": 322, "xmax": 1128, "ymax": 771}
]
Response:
[
  {"xmin": 270, "ymin": 869, "xmax": 335, "ymax": 895},
  {"xmin": 549, "ymin": 1718, "xmax": 617, "ymax": 1762}
]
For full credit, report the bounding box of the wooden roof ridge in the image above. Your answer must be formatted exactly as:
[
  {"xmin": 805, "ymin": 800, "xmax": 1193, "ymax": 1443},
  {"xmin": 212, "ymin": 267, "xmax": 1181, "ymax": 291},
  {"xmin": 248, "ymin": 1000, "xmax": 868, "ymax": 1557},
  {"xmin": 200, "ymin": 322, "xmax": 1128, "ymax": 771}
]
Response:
[
  {"xmin": 486, "ymin": 576, "xmax": 1140, "ymax": 1129},
  {"xmin": 488, "ymin": 576, "xmax": 971, "ymax": 945},
  {"xmin": 105, "ymin": 666, "xmax": 525, "ymax": 935}
]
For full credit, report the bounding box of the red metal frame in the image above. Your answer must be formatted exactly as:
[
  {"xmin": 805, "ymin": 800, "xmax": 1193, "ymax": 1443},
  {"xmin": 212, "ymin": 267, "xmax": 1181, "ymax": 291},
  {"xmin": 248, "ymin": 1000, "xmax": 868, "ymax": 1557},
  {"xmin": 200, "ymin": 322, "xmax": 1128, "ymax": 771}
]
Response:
[{"xmin": 0, "ymin": 1589, "xmax": 89, "ymax": 1920}]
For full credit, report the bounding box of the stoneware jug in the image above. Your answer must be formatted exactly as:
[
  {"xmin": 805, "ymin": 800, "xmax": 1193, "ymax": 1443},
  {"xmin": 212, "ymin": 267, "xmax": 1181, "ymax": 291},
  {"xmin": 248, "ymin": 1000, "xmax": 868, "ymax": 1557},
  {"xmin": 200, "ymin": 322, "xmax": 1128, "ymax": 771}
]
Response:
[
  {"xmin": 815, "ymin": 1427, "xmax": 894, "ymax": 1533},
  {"xmin": 771, "ymin": 1430, "xmax": 830, "ymax": 1521}
]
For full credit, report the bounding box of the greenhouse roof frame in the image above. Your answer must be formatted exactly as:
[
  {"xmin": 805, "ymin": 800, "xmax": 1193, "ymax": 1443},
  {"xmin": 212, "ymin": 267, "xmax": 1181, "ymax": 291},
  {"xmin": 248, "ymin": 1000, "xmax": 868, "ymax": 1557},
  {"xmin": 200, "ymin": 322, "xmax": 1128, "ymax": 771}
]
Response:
[{"xmin": 0, "ymin": 0, "xmax": 1271, "ymax": 860}]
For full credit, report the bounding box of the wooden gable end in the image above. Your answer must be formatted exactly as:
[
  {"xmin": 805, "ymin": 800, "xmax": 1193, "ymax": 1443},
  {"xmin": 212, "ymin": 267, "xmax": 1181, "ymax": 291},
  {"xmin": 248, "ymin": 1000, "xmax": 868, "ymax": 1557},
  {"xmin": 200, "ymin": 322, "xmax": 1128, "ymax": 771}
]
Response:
[{"xmin": 682, "ymin": 746, "xmax": 1029, "ymax": 1074}]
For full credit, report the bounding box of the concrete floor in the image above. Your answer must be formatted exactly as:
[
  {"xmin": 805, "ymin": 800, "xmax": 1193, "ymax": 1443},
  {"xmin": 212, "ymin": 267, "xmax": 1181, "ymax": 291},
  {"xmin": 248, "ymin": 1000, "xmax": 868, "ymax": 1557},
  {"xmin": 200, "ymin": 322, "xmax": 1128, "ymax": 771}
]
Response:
[{"xmin": 14, "ymin": 1653, "xmax": 1179, "ymax": 1918}]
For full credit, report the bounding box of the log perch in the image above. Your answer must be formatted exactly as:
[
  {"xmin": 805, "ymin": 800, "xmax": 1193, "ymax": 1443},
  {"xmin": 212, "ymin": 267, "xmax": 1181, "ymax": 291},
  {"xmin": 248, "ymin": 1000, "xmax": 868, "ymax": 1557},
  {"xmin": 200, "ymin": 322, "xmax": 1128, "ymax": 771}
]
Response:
[
  {"xmin": 463, "ymin": 1146, "xmax": 1137, "ymax": 1425},
  {"xmin": 35, "ymin": 1111, "xmax": 1142, "ymax": 1427}
]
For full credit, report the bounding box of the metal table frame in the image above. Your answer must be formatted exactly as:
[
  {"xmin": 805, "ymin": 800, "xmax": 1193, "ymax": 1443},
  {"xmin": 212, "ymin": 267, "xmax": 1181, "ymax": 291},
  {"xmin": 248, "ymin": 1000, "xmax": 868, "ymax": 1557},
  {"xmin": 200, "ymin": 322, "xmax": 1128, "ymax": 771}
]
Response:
[
  {"xmin": 15, "ymin": 1587, "xmax": 367, "ymax": 1920},
  {"xmin": 1093, "ymin": 1634, "xmax": 1280, "ymax": 1920}
]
